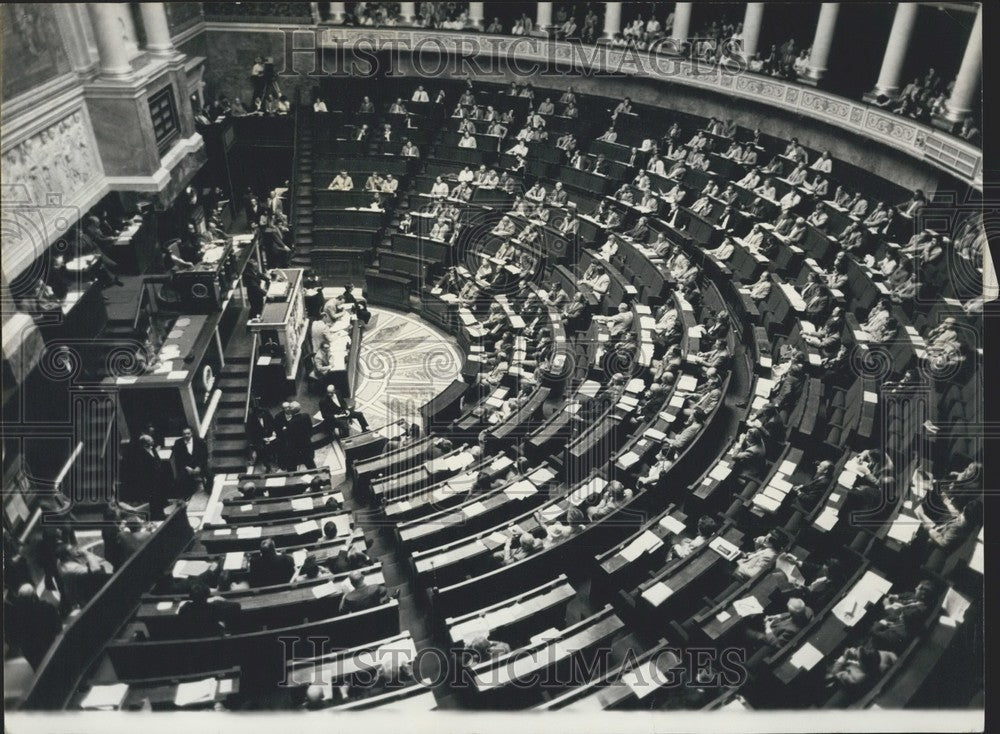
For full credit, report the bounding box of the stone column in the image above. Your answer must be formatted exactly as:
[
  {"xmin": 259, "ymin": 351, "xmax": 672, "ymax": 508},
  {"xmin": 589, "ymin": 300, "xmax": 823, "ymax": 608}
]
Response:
[
  {"xmin": 400, "ymin": 2, "xmax": 417, "ymax": 24},
  {"xmin": 868, "ymin": 3, "xmax": 919, "ymax": 99},
  {"xmin": 537, "ymin": 2, "xmax": 553, "ymax": 32},
  {"xmin": 799, "ymin": 2, "xmax": 840, "ymax": 86},
  {"xmin": 328, "ymin": 3, "xmax": 346, "ymax": 23},
  {"xmin": 672, "ymin": 2, "xmax": 693, "ymax": 42},
  {"xmin": 469, "ymin": 2, "xmax": 485, "ymax": 28},
  {"xmin": 86, "ymin": 3, "xmax": 133, "ymax": 76},
  {"xmin": 741, "ymin": 2, "xmax": 764, "ymax": 60},
  {"xmin": 139, "ymin": 3, "xmax": 174, "ymax": 56},
  {"xmin": 602, "ymin": 2, "xmax": 622, "ymax": 38},
  {"xmin": 936, "ymin": 4, "xmax": 982, "ymax": 126}
]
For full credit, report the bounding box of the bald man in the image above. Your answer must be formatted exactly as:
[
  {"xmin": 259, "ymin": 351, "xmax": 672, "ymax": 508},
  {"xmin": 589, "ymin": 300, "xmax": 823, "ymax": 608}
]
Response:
[
  {"xmin": 339, "ymin": 571, "xmax": 390, "ymax": 613},
  {"xmin": 284, "ymin": 401, "xmax": 316, "ymax": 470}
]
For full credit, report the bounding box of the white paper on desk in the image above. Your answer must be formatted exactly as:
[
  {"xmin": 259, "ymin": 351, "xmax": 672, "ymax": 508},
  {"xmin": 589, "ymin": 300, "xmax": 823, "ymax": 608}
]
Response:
[
  {"xmin": 172, "ymin": 559, "xmax": 211, "ymax": 578},
  {"xmin": 688, "ymin": 325, "xmax": 705, "ymax": 338},
  {"xmin": 464, "ymin": 501, "xmax": 488, "ymax": 518},
  {"xmin": 644, "ymin": 428, "xmax": 667, "ymax": 442},
  {"xmin": 617, "ymin": 451, "xmax": 641, "ymax": 470},
  {"xmin": 668, "ymin": 394, "xmax": 686, "ymax": 408},
  {"xmin": 637, "ymin": 530, "xmax": 664, "ymax": 554},
  {"xmin": 863, "ymin": 390, "xmax": 878, "ymax": 404},
  {"xmin": 395, "ymin": 500, "xmax": 412, "ymax": 513},
  {"xmin": 291, "ymin": 497, "xmax": 314, "ymax": 512},
  {"xmin": 294, "ymin": 520, "xmax": 318, "ymax": 535},
  {"xmin": 487, "ymin": 531, "xmax": 509, "ymax": 546},
  {"xmin": 733, "ymin": 596, "xmax": 765, "ymax": 617},
  {"xmin": 239, "ymin": 504, "xmax": 253, "ymax": 512},
  {"xmin": 217, "ymin": 678, "xmax": 235, "ymax": 696},
  {"xmin": 676, "ymin": 375, "xmax": 699, "ymax": 392},
  {"xmin": 752, "ymin": 494, "xmax": 781, "ymax": 513},
  {"xmin": 620, "ymin": 537, "xmax": 647, "ymax": 562},
  {"xmin": 641, "ymin": 581, "xmax": 674, "ymax": 607},
  {"xmin": 814, "ymin": 507, "xmax": 838, "ymax": 531},
  {"xmin": 709, "ymin": 462, "xmax": 732, "ymax": 482},
  {"xmin": 716, "ymin": 610, "xmax": 732, "ymax": 623},
  {"xmin": 292, "ymin": 549, "xmax": 308, "ymax": 569},
  {"xmin": 659, "ymin": 515, "xmax": 686, "ymax": 535},
  {"xmin": 942, "ymin": 587, "xmax": 971, "ymax": 624},
  {"xmin": 311, "ymin": 581, "xmax": 337, "ymax": 599},
  {"xmin": 156, "ymin": 601, "xmax": 175, "ymax": 612},
  {"xmin": 626, "ymin": 377, "xmax": 646, "ymax": 394},
  {"xmin": 776, "ymin": 555, "xmax": 806, "ymax": 585},
  {"xmin": 621, "ymin": 660, "xmax": 665, "ymax": 700},
  {"xmin": 234, "ymin": 525, "xmax": 261, "ymax": 539},
  {"xmin": 175, "ymin": 678, "xmax": 218, "ymax": 707},
  {"xmin": 831, "ymin": 596, "xmax": 864, "ymax": 626},
  {"xmin": 540, "ymin": 505, "xmax": 563, "ymax": 522},
  {"xmin": 770, "ymin": 476, "xmax": 794, "ymax": 493},
  {"xmin": 838, "ymin": 470, "xmax": 858, "ymax": 488},
  {"xmin": 491, "ymin": 455, "xmax": 514, "ymax": 473},
  {"xmin": 779, "ymin": 460, "xmax": 798, "ymax": 475},
  {"xmin": 213, "ymin": 528, "xmax": 233, "ymax": 535},
  {"xmin": 887, "ymin": 517, "xmax": 919, "ymax": 544},
  {"xmin": 222, "ymin": 552, "xmax": 243, "ymax": 574},
  {"xmin": 530, "ymin": 466, "xmax": 556, "ymax": 485},
  {"xmin": 755, "ymin": 378, "xmax": 775, "ymax": 397},
  {"xmin": 80, "ymin": 683, "xmax": 129, "ymax": 710},
  {"xmin": 789, "ymin": 642, "xmax": 824, "ymax": 670},
  {"xmin": 265, "ymin": 476, "xmax": 285, "ymax": 487}
]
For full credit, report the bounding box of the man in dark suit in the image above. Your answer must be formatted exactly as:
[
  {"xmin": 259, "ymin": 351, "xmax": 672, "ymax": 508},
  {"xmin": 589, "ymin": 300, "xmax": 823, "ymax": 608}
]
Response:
[
  {"xmin": 339, "ymin": 571, "xmax": 390, "ymax": 613},
  {"xmin": 248, "ymin": 539, "xmax": 295, "ymax": 588},
  {"xmin": 124, "ymin": 434, "xmax": 169, "ymax": 518},
  {"xmin": 242, "ymin": 257, "xmax": 270, "ymax": 319},
  {"xmin": 246, "ymin": 396, "xmax": 278, "ymax": 471},
  {"xmin": 318, "ymin": 385, "xmax": 370, "ymax": 440},
  {"xmin": 273, "ymin": 402, "xmax": 295, "ymax": 470},
  {"xmin": 176, "ymin": 582, "xmax": 241, "ymax": 637},
  {"xmin": 171, "ymin": 426, "xmax": 210, "ymax": 498},
  {"xmin": 284, "ymin": 401, "xmax": 316, "ymax": 470}
]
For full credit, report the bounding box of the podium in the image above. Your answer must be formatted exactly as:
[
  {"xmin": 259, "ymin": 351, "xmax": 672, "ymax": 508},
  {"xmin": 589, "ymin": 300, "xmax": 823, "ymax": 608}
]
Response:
[{"xmin": 248, "ymin": 268, "xmax": 307, "ymax": 383}]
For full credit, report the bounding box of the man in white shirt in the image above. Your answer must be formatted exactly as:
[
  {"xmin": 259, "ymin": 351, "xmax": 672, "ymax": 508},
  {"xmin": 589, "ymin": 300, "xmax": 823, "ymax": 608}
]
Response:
[
  {"xmin": 811, "ymin": 151, "xmax": 833, "ymax": 173},
  {"xmin": 595, "ymin": 302, "xmax": 634, "ymax": 337},
  {"xmin": 328, "ymin": 171, "xmax": 353, "ymax": 191},
  {"xmin": 580, "ymin": 264, "xmax": 611, "ymax": 296},
  {"xmin": 381, "ymin": 174, "xmax": 399, "ymax": 194},
  {"xmin": 401, "ymin": 141, "xmax": 420, "ymax": 157},
  {"xmin": 459, "ymin": 166, "xmax": 475, "ymax": 183},
  {"xmin": 430, "ymin": 176, "xmax": 450, "ymax": 198},
  {"xmin": 411, "ymin": 86, "xmax": 429, "ymax": 102},
  {"xmin": 779, "ymin": 189, "xmax": 801, "ymax": 211},
  {"xmin": 458, "ymin": 132, "xmax": 477, "ymax": 149},
  {"xmin": 313, "ymin": 98, "xmax": 328, "ymax": 112},
  {"xmin": 506, "ymin": 140, "xmax": 528, "ymax": 157},
  {"xmin": 525, "ymin": 183, "xmax": 546, "ymax": 204}
]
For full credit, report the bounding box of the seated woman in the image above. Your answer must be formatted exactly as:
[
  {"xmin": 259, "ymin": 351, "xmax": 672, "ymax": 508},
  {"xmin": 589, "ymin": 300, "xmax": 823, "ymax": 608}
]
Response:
[
  {"xmin": 768, "ymin": 555, "xmax": 843, "ymax": 610},
  {"xmin": 494, "ymin": 532, "xmax": 542, "ymax": 565}
]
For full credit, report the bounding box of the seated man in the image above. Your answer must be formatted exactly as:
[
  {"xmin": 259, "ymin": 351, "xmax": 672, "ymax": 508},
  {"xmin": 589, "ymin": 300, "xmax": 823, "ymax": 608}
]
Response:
[
  {"xmin": 319, "ymin": 384, "xmax": 370, "ymax": 438},
  {"xmin": 248, "ymin": 539, "xmax": 295, "ymax": 588},
  {"xmin": 587, "ymin": 481, "xmax": 634, "ymax": 520},
  {"xmin": 328, "ymin": 171, "xmax": 354, "ymax": 191},
  {"xmin": 734, "ymin": 529, "xmax": 787, "ymax": 580},
  {"xmin": 339, "ymin": 571, "xmax": 391, "ymax": 613},
  {"xmin": 176, "ymin": 581, "xmax": 241, "ymax": 638},
  {"xmin": 746, "ymin": 597, "xmax": 814, "ymax": 648}
]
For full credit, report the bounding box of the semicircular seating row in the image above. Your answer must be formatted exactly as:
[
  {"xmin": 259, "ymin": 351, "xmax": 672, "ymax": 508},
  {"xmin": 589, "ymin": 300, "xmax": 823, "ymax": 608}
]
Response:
[{"xmin": 78, "ymin": 77, "xmax": 982, "ymax": 713}]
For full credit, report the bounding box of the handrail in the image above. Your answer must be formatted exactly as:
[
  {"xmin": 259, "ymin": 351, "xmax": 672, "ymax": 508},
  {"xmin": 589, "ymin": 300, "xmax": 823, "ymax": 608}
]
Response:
[
  {"xmin": 20, "ymin": 504, "xmax": 195, "ymax": 710},
  {"xmin": 244, "ymin": 331, "xmax": 259, "ymax": 424}
]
